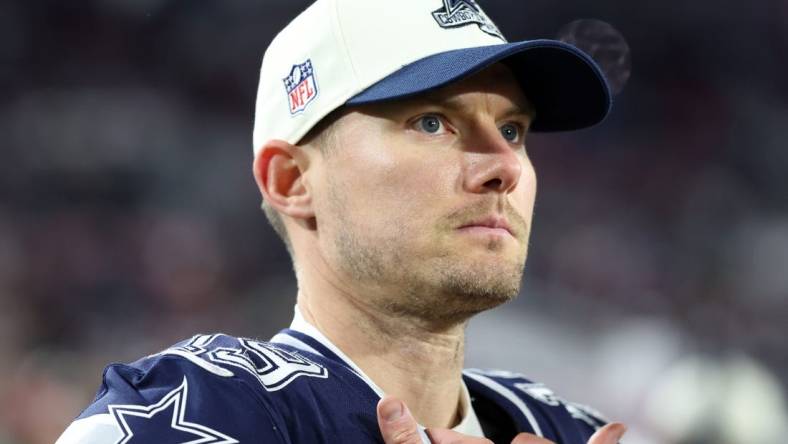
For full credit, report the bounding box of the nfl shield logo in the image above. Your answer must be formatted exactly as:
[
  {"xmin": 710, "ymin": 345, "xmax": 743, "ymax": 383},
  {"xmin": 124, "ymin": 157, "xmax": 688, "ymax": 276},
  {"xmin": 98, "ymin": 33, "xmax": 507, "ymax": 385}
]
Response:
[{"xmin": 283, "ymin": 59, "xmax": 319, "ymax": 115}]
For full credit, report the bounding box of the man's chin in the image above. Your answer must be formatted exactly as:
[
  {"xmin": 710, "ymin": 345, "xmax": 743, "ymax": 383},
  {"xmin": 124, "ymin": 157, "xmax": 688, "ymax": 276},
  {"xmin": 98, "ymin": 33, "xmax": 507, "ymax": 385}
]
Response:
[
  {"xmin": 382, "ymin": 257, "xmax": 523, "ymax": 325},
  {"xmin": 410, "ymin": 258, "xmax": 525, "ymax": 322},
  {"xmin": 442, "ymin": 271, "xmax": 521, "ymax": 311}
]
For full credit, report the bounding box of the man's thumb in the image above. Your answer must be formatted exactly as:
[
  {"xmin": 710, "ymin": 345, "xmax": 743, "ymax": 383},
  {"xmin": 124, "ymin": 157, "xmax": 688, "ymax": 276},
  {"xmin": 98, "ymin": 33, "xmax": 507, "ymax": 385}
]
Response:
[
  {"xmin": 587, "ymin": 422, "xmax": 627, "ymax": 444},
  {"xmin": 377, "ymin": 396, "xmax": 428, "ymax": 444}
]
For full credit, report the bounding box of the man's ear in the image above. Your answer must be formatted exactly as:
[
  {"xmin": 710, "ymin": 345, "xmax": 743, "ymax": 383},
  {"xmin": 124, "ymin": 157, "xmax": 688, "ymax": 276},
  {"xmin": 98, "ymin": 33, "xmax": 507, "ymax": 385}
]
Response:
[{"xmin": 252, "ymin": 139, "xmax": 314, "ymax": 220}]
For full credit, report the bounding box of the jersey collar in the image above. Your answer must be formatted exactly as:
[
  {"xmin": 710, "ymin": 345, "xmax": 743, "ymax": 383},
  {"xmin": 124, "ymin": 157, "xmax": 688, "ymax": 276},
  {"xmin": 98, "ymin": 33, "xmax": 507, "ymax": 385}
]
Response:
[{"xmin": 270, "ymin": 305, "xmax": 485, "ymax": 437}]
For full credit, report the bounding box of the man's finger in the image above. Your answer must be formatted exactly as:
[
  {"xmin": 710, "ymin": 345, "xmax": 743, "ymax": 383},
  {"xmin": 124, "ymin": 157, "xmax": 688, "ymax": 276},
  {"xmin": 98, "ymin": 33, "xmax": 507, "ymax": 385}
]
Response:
[
  {"xmin": 426, "ymin": 428, "xmax": 493, "ymax": 443},
  {"xmin": 587, "ymin": 422, "xmax": 627, "ymax": 444},
  {"xmin": 377, "ymin": 396, "xmax": 427, "ymax": 444},
  {"xmin": 510, "ymin": 432, "xmax": 555, "ymax": 444}
]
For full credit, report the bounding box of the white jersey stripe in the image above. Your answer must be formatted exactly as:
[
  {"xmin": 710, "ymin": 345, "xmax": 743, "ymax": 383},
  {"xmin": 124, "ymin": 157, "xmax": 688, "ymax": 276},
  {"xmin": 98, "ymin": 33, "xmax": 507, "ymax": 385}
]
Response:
[
  {"xmin": 270, "ymin": 332, "xmax": 323, "ymax": 357},
  {"xmin": 55, "ymin": 414, "xmax": 123, "ymax": 444},
  {"xmin": 463, "ymin": 371, "xmax": 544, "ymax": 437}
]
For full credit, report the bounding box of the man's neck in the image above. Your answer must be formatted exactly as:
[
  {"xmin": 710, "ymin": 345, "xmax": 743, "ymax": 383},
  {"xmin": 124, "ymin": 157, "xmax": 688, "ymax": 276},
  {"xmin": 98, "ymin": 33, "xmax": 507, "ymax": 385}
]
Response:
[{"xmin": 296, "ymin": 286, "xmax": 467, "ymax": 429}]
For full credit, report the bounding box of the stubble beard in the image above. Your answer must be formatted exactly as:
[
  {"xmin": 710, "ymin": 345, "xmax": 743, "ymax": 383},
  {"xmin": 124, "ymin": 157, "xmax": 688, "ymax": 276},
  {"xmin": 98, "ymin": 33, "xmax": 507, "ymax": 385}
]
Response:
[{"xmin": 333, "ymin": 218, "xmax": 527, "ymax": 325}]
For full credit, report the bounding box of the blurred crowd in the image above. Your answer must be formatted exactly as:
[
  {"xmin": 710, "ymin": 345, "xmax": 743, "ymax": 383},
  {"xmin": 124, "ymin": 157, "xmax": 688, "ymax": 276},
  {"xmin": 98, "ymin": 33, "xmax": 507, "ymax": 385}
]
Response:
[{"xmin": 1, "ymin": 1, "xmax": 787, "ymax": 443}]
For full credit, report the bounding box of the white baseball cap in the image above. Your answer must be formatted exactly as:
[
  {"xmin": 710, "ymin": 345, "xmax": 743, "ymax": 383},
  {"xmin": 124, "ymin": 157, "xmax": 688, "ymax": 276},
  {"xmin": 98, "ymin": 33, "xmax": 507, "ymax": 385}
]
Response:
[{"xmin": 252, "ymin": 0, "xmax": 612, "ymax": 154}]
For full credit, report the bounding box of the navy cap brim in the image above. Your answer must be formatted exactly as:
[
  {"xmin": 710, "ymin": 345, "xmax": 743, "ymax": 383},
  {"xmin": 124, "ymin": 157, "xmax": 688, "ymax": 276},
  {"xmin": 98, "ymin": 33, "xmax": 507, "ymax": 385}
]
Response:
[{"xmin": 346, "ymin": 39, "xmax": 612, "ymax": 132}]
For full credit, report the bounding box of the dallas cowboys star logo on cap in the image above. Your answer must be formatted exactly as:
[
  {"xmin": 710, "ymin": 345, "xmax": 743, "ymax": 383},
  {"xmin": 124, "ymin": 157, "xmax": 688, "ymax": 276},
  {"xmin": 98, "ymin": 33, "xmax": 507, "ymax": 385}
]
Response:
[
  {"xmin": 431, "ymin": 0, "xmax": 504, "ymax": 40},
  {"xmin": 108, "ymin": 377, "xmax": 238, "ymax": 444}
]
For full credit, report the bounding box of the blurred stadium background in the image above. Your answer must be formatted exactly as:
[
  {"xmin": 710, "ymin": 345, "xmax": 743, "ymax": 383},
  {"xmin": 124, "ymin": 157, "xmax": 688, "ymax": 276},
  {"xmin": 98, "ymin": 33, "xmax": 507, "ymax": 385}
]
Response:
[{"xmin": 1, "ymin": 0, "xmax": 787, "ymax": 443}]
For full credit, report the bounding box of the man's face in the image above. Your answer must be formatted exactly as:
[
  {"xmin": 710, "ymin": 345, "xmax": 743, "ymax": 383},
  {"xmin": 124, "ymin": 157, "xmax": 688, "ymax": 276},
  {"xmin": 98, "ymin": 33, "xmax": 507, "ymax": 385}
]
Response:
[{"xmin": 309, "ymin": 64, "xmax": 537, "ymax": 322}]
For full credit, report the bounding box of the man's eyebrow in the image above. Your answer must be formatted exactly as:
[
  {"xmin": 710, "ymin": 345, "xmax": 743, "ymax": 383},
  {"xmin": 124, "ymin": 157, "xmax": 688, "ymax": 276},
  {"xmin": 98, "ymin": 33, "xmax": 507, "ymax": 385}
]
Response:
[
  {"xmin": 500, "ymin": 104, "xmax": 536, "ymax": 121},
  {"xmin": 417, "ymin": 92, "xmax": 536, "ymax": 120}
]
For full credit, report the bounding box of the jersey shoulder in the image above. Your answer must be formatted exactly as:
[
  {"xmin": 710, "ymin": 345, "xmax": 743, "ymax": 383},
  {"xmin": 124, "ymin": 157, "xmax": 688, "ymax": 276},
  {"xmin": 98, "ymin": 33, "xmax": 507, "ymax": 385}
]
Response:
[
  {"xmin": 57, "ymin": 333, "xmax": 334, "ymax": 444},
  {"xmin": 464, "ymin": 368, "xmax": 608, "ymax": 443}
]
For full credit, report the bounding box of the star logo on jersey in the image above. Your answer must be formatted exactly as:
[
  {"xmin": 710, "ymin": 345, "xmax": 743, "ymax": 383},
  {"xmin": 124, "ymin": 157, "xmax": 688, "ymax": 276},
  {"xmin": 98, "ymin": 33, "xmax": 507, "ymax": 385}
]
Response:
[
  {"xmin": 432, "ymin": 0, "xmax": 505, "ymax": 41},
  {"xmin": 108, "ymin": 378, "xmax": 238, "ymax": 444}
]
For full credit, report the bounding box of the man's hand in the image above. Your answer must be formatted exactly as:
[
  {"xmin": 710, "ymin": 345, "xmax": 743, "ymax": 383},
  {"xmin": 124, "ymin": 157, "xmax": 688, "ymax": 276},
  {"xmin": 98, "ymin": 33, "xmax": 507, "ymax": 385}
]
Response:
[{"xmin": 377, "ymin": 396, "xmax": 627, "ymax": 444}]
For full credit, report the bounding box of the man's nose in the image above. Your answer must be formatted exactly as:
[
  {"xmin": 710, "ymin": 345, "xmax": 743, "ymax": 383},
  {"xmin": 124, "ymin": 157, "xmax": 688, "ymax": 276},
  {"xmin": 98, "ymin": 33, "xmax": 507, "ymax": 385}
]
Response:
[{"xmin": 462, "ymin": 130, "xmax": 523, "ymax": 195}]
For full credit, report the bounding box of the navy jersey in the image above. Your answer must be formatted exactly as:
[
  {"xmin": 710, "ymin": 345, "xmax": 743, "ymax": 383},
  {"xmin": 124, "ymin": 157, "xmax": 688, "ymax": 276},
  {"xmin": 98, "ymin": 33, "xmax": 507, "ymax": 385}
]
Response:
[{"xmin": 57, "ymin": 329, "xmax": 607, "ymax": 443}]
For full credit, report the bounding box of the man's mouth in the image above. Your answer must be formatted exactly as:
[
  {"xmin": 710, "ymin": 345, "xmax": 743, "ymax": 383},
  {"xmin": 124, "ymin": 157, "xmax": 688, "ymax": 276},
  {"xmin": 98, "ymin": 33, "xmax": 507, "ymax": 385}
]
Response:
[{"xmin": 457, "ymin": 216, "xmax": 514, "ymax": 237}]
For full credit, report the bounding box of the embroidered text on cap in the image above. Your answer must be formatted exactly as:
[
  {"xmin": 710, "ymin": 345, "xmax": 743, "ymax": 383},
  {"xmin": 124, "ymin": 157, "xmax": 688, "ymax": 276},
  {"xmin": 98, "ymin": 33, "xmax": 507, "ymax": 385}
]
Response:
[{"xmin": 432, "ymin": 0, "xmax": 505, "ymax": 41}]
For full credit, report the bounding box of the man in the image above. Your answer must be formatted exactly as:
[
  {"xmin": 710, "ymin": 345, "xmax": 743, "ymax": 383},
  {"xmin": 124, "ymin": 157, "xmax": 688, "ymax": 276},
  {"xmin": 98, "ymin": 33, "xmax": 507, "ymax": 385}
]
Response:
[{"xmin": 57, "ymin": 0, "xmax": 626, "ymax": 443}]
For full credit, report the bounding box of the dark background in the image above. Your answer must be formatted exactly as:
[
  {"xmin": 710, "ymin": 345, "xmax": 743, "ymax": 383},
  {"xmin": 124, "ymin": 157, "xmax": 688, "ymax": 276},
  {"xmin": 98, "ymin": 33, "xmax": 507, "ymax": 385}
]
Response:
[{"xmin": 1, "ymin": 1, "xmax": 787, "ymax": 443}]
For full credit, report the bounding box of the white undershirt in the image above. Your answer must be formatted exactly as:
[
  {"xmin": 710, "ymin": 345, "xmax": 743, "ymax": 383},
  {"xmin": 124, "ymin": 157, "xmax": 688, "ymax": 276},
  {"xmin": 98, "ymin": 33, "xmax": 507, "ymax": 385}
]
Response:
[{"xmin": 274, "ymin": 305, "xmax": 485, "ymax": 438}]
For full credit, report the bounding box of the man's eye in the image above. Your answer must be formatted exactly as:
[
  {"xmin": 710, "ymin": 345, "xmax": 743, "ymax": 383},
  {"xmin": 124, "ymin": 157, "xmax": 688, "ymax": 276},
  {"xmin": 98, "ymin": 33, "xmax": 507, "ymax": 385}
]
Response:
[
  {"xmin": 500, "ymin": 123, "xmax": 521, "ymax": 143},
  {"xmin": 415, "ymin": 115, "xmax": 446, "ymax": 134}
]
